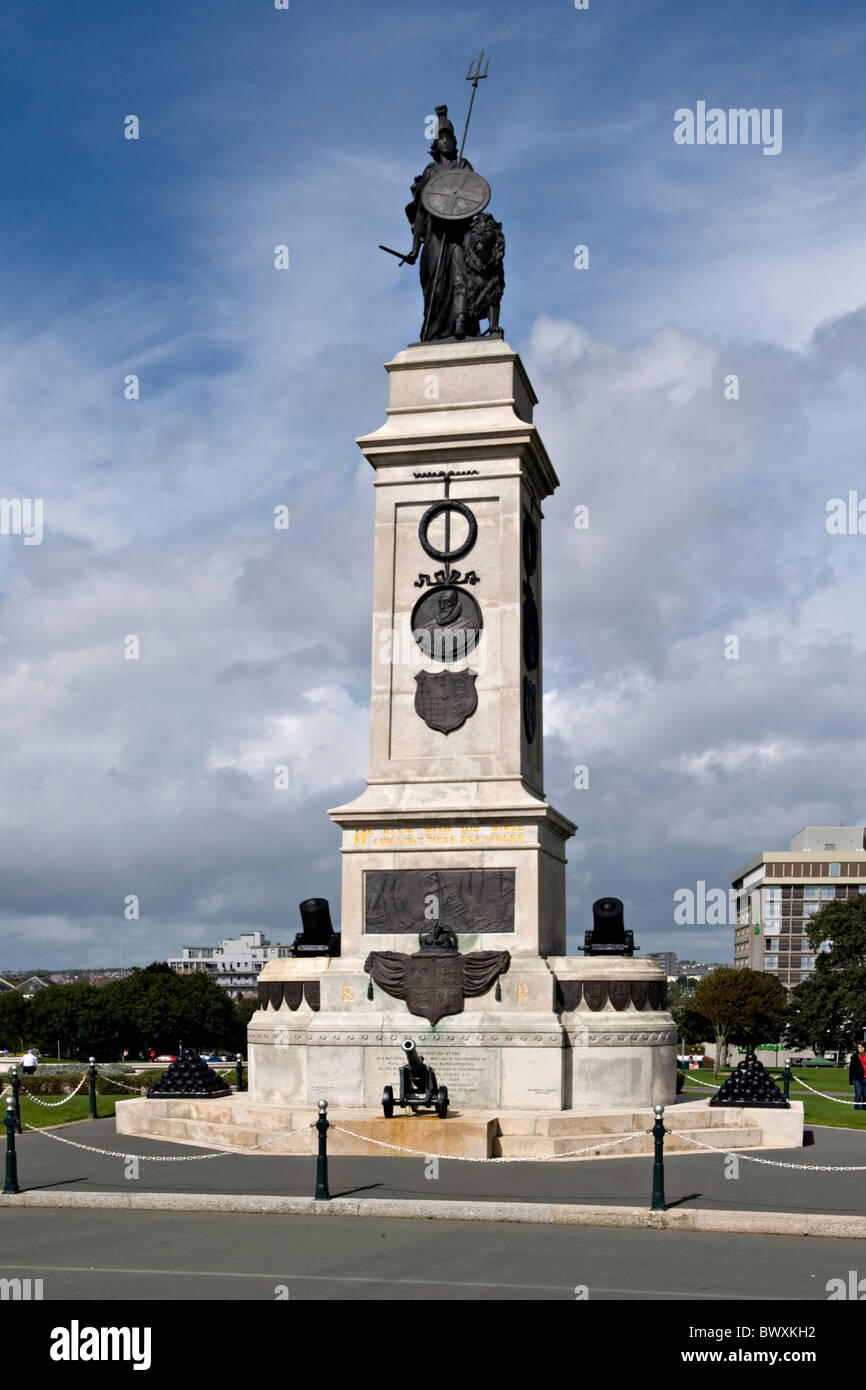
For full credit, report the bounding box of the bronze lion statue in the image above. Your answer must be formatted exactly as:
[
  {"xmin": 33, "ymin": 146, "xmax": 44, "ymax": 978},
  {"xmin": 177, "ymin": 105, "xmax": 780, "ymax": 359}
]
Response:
[{"xmin": 462, "ymin": 212, "xmax": 505, "ymax": 338}]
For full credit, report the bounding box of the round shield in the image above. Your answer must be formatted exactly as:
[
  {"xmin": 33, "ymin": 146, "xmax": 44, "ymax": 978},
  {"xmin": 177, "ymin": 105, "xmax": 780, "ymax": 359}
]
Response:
[{"xmin": 421, "ymin": 166, "xmax": 491, "ymax": 221}]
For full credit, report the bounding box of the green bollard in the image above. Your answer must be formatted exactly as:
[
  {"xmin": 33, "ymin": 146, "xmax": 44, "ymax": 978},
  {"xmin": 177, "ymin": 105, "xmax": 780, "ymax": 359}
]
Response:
[
  {"xmin": 4, "ymin": 1097, "xmax": 20, "ymax": 1195},
  {"xmin": 10, "ymin": 1066, "xmax": 21, "ymax": 1134},
  {"xmin": 651, "ymin": 1103, "xmax": 666, "ymax": 1211},
  {"xmin": 315, "ymin": 1098, "xmax": 330, "ymax": 1201},
  {"xmin": 235, "ymin": 1053, "xmax": 244, "ymax": 1093},
  {"xmin": 783, "ymin": 1058, "xmax": 791, "ymax": 1102},
  {"xmin": 88, "ymin": 1058, "xmax": 98, "ymax": 1120}
]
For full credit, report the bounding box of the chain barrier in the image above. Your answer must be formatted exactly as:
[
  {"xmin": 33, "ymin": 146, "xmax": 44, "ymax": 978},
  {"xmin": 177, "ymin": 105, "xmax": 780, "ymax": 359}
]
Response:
[
  {"xmin": 328, "ymin": 1124, "xmax": 641, "ymax": 1163},
  {"xmin": 790, "ymin": 1075, "xmax": 865, "ymax": 1106},
  {"xmin": 682, "ymin": 1074, "xmax": 719, "ymax": 1089},
  {"xmin": 19, "ymin": 1075, "xmax": 89, "ymax": 1107},
  {"xmin": 676, "ymin": 1129, "xmax": 866, "ymax": 1171},
  {"xmin": 95, "ymin": 1072, "xmax": 146, "ymax": 1093},
  {"xmin": 21, "ymin": 1119, "xmax": 315, "ymax": 1162}
]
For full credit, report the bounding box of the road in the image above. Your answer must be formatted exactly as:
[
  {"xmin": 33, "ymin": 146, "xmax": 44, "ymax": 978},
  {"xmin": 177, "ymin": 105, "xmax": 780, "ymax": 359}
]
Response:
[{"xmin": 0, "ymin": 1209, "xmax": 854, "ymax": 1300}]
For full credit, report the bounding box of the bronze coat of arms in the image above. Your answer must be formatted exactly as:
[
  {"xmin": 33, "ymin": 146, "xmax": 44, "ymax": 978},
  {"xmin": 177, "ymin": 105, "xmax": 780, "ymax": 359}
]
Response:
[
  {"xmin": 415, "ymin": 669, "xmax": 478, "ymax": 734},
  {"xmin": 365, "ymin": 947, "xmax": 510, "ymax": 1025}
]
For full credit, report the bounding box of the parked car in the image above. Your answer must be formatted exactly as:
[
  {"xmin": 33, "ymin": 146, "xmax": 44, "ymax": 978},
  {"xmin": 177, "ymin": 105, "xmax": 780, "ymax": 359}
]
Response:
[
  {"xmin": 200, "ymin": 1053, "xmax": 220, "ymax": 1062},
  {"xmin": 154, "ymin": 1054, "xmax": 177, "ymax": 1063}
]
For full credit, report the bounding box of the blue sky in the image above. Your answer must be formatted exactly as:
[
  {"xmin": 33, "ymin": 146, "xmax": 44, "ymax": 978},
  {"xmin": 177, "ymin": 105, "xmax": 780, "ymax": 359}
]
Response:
[{"xmin": 2, "ymin": 0, "xmax": 866, "ymax": 969}]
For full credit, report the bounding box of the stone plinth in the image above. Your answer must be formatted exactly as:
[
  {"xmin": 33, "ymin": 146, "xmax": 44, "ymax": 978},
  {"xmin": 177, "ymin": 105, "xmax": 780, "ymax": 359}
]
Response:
[
  {"xmin": 329, "ymin": 338, "xmax": 575, "ymax": 963},
  {"xmin": 246, "ymin": 954, "xmax": 677, "ymax": 1112},
  {"xmin": 241, "ymin": 339, "xmax": 692, "ymax": 1127},
  {"xmin": 115, "ymin": 1096, "xmax": 804, "ymax": 1159},
  {"xmin": 550, "ymin": 957, "xmax": 678, "ymax": 1108}
]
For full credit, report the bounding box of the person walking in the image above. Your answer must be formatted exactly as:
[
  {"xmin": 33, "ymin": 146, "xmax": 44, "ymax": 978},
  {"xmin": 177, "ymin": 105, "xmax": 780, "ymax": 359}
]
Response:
[
  {"xmin": 849, "ymin": 1041, "xmax": 866, "ymax": 1111},
  {"xmin": 20, "ymin": 1048, "xmax": 38, "ymax": 1076}
]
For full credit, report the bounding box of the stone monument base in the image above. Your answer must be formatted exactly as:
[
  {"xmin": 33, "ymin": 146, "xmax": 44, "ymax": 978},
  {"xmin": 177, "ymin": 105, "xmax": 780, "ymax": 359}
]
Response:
[
  {"xmin": 114, "ymin": 1095, "xmax": 804, "ymax": 1159},
  {"xmin": 246, "ymin": 954, "xmax": 679, "ymax": 1112}
]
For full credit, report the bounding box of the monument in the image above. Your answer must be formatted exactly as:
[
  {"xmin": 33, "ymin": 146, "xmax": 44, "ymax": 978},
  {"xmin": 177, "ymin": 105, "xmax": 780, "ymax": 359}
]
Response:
[
  {"xmin": 246, "ymin": 57, "xmax": 679, "ymax": 1115},
  {"xmin": 115, "ymin": 57, "xmax": 803, "ymax": 1157}
]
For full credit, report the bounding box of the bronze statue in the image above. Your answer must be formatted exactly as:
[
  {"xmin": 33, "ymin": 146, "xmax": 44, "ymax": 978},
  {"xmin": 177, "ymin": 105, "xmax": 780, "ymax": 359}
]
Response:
[
  {"xmin": 462, "ymin": 211, "xmax": 505, "ymax": 337},
  {"xmin": 381, "ymin": 54, "xmax": 505, "ymax": 342},
  {"xmin": 403, "ymin": 108, "xmax": 466, "ymax": 336}
]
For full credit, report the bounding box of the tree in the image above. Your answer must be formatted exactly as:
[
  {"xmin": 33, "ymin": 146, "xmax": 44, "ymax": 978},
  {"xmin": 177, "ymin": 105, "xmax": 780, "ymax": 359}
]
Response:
[
  {"xmin": 695, "ymin": 967, "xmax": 789, "ymax": 1075},
  {"xmin": 786, "ymin": 895, "xmax": 866, "ymax": 1054},
  {"xmin": 27, "ymin": 982, "xmax": 116, "ymax": 1059},
  {"xmin": 786, "ymin": 972, "xmax": 852, "ymax": 1055},
  {"xmin": 227, "ymin": 996, "xmax": 260, "ymax": 1054},
  {"xmin": 0, "ymin": 992, "xmax": 29, "ymax": 1052},
  {"xmin": 108, "ymin": 964, "xmax": 239, "ymax": 1054},
  {"xmin": 670, "ymin": 1000, "xmax": 710, "ymax": 1051},
  {"xmin": 804, "ymin": 893, "xmax": 866, "ymax": 969}
]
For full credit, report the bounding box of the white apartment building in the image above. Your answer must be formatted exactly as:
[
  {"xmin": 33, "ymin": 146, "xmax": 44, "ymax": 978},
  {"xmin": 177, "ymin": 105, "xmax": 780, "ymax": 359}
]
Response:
[
  {"xmin": 732, "ymin": 825, "xmax": 866, "ymax": 988},
  {"xmin": 168, "ymin": 932, "xmax": 293, "ymax": 996}
]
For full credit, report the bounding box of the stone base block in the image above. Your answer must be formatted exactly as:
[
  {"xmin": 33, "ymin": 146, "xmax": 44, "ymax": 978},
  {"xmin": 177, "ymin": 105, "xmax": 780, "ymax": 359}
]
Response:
[{"xmin": 115, "ymin": 1097, "xmax": 803, "ymax": 1159}]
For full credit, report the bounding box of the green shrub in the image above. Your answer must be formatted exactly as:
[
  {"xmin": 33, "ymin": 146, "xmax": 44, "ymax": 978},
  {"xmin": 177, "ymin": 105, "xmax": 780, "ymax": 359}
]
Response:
[{"xmin": 15, "ymin": 1071, "xmax": 147, "ymax": 1097}]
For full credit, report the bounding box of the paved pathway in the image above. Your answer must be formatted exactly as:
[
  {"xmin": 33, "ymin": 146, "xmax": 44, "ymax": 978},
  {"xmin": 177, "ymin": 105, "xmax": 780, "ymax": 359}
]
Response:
[{"xmin": 8, "ymin": 1118, "xmax": 866, "ymax": 1217}]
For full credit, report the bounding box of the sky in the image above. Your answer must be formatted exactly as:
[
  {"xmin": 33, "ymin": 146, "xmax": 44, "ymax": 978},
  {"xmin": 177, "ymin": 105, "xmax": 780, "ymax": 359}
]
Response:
[{"xmin": 1, "ymin": 0, "xmax": 866, "ymax": 968}]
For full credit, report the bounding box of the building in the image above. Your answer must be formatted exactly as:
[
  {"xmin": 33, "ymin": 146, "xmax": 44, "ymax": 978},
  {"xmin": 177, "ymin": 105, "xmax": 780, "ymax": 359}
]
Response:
[
  {"xmin": 647, "ymin": 951, "xmax": 678, "ymax": 978},
  {"xmin": 677, "ymin": 961, "xmax": 729, "ymax": 982},
  {"xmin": 732, "ymin": 825, "xmax": 866, "ymax": 988},
  {"xmin": 16, "ymin": 976, "xmax": 49, "ymax": 997},
  {"xmin": 168, "ymin": 932, "xmax": 294, "ymax": 997}
]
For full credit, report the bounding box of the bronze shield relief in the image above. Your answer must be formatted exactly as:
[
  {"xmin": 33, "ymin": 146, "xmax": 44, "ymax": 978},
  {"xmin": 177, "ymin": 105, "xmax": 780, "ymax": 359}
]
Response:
[
  {"xmin": 608, "ymin": 980, "xmax": 631, "ymax": 1012},
  {"xmin": 583, "ymin": 980, "xmax": 607, "ymax": 1011}
]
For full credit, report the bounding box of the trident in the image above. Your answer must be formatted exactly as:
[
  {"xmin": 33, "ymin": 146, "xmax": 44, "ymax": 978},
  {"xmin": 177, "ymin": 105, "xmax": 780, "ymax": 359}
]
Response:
[
  {"xmin": 458, "ymin": 49, "xmax": 489, "ymax": 162},
  {"xmin": 420, "ymin": 50, "xmax": 489, "ymax": 343}
]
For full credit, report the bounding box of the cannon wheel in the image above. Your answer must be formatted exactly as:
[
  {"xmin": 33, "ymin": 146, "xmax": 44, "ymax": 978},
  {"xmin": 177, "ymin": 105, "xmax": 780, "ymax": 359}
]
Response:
[
  {"xmin": 435, "ymin": 1086, "xmax": 448, "ymax": 1119},
  {"xmin": 382, "ymin": 1085, "xmax": 394, "ymax": 1119}
]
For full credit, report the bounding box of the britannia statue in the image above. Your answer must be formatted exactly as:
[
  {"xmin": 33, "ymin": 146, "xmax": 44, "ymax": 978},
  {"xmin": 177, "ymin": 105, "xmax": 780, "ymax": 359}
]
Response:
[{"xmin": 380, "ymin": 54, "xmax": 505, "ymax": 342}]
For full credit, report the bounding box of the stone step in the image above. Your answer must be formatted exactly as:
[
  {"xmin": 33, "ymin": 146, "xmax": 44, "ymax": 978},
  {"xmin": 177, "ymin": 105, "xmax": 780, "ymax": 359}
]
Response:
[
  {"xmin": 494, "ymin": 1126, "xmax": 765, "ymax": 1159},
  {"xmin": 115, "ymin": 1096, "xmax": 800, "ymax": 1158},
  {"xmin": 528, "ymin": 1107, "xmax": 750, "ymax": 1138},
  {"xmin": 123, "ymin": 1112, "xmax": 316, "ymax": 1154},
  {"xmin": 148, "ymin": 1099, "xmax": 307, "ymax": 1131}
]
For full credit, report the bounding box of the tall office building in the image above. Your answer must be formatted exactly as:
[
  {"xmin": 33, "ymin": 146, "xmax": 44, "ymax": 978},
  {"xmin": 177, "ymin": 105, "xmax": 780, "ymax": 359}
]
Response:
[{"xmin": 732, "ymin": 826, "xmax": 866, "ymax": 988}]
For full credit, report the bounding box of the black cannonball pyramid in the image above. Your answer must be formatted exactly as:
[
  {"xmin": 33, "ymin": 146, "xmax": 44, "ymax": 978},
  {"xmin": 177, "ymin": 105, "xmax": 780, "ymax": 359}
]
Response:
[
  {"xmin": 147, "ymin": 1047, "xmax": 231, "ymax": 1099},
  {"xmin": 709, "ymin": 1051, "xmax": 788, "ymax": 1108}
]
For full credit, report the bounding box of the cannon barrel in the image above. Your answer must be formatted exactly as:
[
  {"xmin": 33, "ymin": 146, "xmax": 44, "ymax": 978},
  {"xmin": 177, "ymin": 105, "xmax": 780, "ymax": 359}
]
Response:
[
  {"xmin": 591, "ymin": 896, "xmax": 625, "ymax": 944},
  {"xmin": 402, "ymin": 1037, "xmax": 427, "ymax": 1080},
  {"xmin": 298, "ymin": 897, "xmax": 333, "ymax": 945}
]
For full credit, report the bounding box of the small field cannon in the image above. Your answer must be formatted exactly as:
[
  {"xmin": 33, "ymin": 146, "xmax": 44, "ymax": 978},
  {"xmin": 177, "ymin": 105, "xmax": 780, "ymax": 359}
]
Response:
[{"xmin": 382, "ymin": 1038, "xmax": 448, "ymax": 1119}]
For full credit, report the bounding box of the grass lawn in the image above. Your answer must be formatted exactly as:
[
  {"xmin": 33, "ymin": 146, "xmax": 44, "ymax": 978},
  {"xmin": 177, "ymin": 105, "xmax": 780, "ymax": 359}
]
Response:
[
  {"xmin": 796, "ymin": 1095, "xmax": 866, "ymax": 1132},
  {"xmin": 8, "ymin": 1095, "xmax": 119, "ymax": 1131}
]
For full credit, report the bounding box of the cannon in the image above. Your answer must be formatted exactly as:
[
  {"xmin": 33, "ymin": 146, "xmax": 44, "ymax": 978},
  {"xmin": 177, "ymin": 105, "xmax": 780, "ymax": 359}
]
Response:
[
  {"xmin": 382, "ymin": 1038, "xmax": 449, "ymax": 1119},
  {"xmin": 290, "ymin": 898, "xmax": 341, "ymax": 957},
  {"xmin": 582, "ymin": 896, "xmax": 635, "ymax": 957}
]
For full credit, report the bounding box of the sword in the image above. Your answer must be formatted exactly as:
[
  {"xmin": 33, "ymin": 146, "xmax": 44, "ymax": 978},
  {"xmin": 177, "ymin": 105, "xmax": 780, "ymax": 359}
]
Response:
[{"xmin": 379, "ymin": 244, "xmax": 410, "ymax": 265}]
